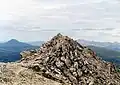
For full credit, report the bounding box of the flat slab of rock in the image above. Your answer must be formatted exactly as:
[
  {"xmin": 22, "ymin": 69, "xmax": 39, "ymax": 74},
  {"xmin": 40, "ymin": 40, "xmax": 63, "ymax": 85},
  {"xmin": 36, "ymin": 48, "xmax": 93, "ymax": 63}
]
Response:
[{"xmin": 0, "ymin": 63, "xmax": 65, "ymax": 85}]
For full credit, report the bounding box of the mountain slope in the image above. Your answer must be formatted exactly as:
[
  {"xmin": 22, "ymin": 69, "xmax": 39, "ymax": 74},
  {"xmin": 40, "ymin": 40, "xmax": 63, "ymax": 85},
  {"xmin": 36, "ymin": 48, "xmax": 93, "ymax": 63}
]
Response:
[
  {"xmin": 0, "ymin": 39, "xmax": 31, "ymax": 47},
  {"xmin": 0, "ymin": 63, "xmax": 63, "ymax": 85},
  {"xmin": 88, "ymin": 45, "xmax": 120, "ymax": 65},
  {"xmin": 0, "ymin": 39, "xmax": 37, "ymax": 62}
]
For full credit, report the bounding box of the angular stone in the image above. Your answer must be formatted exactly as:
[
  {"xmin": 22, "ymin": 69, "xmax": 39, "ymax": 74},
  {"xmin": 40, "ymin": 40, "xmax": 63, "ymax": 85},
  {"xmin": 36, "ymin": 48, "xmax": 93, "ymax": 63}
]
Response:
[
  {"xmin": 55, "ymin": 61, "xmax": 64, "ymax": 68},
  {"xmin": 73, "ymin": 72, "xmax": 78, "ymax": 77},
  {"xmin": 54, "ymin": 68, "xmax": 61, "ymax": 75},
  {"xmin": 60, "ymin": 56, "xmax": 65, "ymax": 61},
  {"xmin": 70, "ymin": 67, "xmax": 76, "ymax": 72},
  {"xmin": 45, "ymin": 57, "xmax": 49, "ymax": 63},
  {"xmin": 74, "ymin": 62, "xmax": 78, "ymax": 69},
  {"xmin": 68, "ymin": 73, "xmax": 78, "ymax": 84},
  {"xmin": 65, "ymin": 58, "xmax": 71, "ymax": 68},
  {"xmin": 77, "ymin": 69, "xmax": 83, "ymax": 77}
]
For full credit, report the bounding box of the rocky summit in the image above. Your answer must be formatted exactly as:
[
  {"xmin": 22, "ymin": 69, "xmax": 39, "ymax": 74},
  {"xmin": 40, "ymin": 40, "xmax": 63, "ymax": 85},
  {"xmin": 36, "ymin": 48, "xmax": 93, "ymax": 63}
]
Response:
[
  {"xmin": 20, "ymin": 33, "xmax": 120, "ymax": 85},
  {"xmin": 0, "ymin": 33, "xmax": 120, "ymax": 85}
]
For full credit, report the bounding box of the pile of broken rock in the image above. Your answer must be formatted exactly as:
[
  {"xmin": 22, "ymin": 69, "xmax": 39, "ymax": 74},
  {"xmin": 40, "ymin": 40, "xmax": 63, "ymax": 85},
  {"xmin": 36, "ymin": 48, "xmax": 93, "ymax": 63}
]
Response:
[
  {"xmin": 20, "ymin": 33, "xmax": 120, "ymax": 85},
  {"xmin": 0, "ymin": 33, "xmax": 120, "ymax": 85}
]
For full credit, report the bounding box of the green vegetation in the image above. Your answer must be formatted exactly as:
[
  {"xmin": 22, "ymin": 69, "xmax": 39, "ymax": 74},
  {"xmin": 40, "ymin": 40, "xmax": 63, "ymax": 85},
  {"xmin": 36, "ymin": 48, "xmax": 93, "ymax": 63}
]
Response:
[
  {"xmin": 88, "ymin": 46, "xmax": 120, "ymax": 65},
  {"xmin": 116, "ymin": 68, "xmax": 120, "ymax": 72},
  {"xmin": 115, "ymin": 65, "xmax": 120, "ymax": 72}
]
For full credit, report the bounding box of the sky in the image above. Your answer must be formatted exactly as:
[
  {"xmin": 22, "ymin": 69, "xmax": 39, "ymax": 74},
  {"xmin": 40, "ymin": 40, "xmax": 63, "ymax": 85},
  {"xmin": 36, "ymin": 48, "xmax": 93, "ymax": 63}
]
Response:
[{"xmin": 0, "ymin": 0, "xmax": 120, "ymax": 42}]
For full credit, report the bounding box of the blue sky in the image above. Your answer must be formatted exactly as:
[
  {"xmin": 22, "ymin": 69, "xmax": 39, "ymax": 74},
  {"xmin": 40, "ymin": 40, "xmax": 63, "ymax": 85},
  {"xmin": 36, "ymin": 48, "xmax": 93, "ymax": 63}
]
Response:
[{"xmin": 0, "ymin": 0, "xmax": 120, "ymax": 42}]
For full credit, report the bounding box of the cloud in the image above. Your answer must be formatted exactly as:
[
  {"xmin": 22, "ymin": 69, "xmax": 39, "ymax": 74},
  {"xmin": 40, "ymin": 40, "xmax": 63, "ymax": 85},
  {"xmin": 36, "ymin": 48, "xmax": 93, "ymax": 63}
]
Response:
[
  {"xmin": 0, "ymin": 0, "xmax": 120, "ymax": 42},
  {"xmin": 72, "ymin": 28, "xmax": 115, "ymax": 31}
]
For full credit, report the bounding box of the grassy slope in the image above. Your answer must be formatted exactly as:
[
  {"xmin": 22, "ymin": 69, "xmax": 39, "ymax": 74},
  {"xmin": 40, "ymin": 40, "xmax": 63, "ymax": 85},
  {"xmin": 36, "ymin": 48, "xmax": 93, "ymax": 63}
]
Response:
[{"xmin": 88, "ymin": 45, "xmax": 120, "ymax": 65}]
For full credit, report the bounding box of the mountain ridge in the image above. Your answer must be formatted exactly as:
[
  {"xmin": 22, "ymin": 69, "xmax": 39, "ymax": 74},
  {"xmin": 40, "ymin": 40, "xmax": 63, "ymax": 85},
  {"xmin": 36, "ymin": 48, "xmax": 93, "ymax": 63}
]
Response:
[
  {"xmin": 77, "ymin": 39, "xmax": 120, "ymax": 51},
  {"xmin": 0, "ymin": 39, "xmax": 32, "ymax": 47},
  {"xmin": 0, "ymin": 39, "xmax": 38, "ymax": 62},
  {"xmin": 29, "ymin": 39, "xmax": 120, "ymax": 51},
  {"xmin": 28, "ymin": 41, "xmax": 44, "ymax": 46}
]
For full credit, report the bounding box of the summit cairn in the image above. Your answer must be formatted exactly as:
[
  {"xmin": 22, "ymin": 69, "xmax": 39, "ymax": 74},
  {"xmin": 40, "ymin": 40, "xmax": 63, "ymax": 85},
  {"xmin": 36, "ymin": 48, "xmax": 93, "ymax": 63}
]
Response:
[{"xmin": 21, "ymin": 33, "xmax": 120, "ymax": 85}]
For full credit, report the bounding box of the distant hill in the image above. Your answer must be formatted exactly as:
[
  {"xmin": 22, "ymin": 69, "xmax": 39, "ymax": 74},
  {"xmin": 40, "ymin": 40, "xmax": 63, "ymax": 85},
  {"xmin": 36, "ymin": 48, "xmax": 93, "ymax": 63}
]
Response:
[
  {"xmin": 76, "ymin": 39, "xmax": 120, "ymax": 65},
  {"xmin": 28, "ymin": 41, "xmax": 44, "ymax": 46},
  {"xmin": 88, "ymin": 45, "xmax": 120, "ymax": 65},
  {"xmin": 77, "ymin": 39, "xmax": 120, "ymax": 51},
  {"xmin": 0, "ymin": 39, "xmax": 38, "ymax": 62},
  {"xmin": 0, "ymin": 39, "xmax": 31, "ymax": 47}
]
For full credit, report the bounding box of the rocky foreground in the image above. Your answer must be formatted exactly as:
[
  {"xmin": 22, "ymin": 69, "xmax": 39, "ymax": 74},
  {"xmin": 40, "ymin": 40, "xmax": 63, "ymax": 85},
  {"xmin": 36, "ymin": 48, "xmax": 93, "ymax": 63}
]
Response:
[{"xmin": 0, "ymin": 33, "xmax": 120, "ymax": 85}]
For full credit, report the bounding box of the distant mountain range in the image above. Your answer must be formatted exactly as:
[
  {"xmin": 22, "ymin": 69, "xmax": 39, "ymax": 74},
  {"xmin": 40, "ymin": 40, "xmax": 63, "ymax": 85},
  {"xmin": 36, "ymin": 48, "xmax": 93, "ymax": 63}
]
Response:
[
  {"xmin": 77, "ymin": 39, "xmax": 120, "ymax": 65},
  {"xmin": 28, "ymin": 41, "xmax": 44, "ymax": 46},
  {"xmin": 28, "ymin": 39, "xmax": 120, "ymax": 51},
  {"xmin": 0, "ymin": 39, "xmax": 31, "ymax": 47},
  {"xmin": 0, "ymin": 39, "xmax": 39, "ymax": 62},
  {"xmin": 77, "ymin": 39, "xmax": 120, "ymax": 51},
  {"xmin": 88, "ymin": 46, "xmax": 120, "ymax": 65},
  {"xmin": 0, "ymin": 39, "xmax": 120, "ymax": 65}
]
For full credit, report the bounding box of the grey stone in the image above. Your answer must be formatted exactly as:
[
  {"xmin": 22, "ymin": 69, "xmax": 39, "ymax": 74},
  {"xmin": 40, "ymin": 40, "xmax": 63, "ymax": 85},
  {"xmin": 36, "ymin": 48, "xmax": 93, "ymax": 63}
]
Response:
[
  {"xmin": 19, "ymin": 33, "xmax": 120, "ymax": 85},
  {"xmin": 77, "ymin": 69, "xmax": 83, "ymax": 77},
  {"xmin": 74, "ymin": 62, "xmax": 78, "ymax": 69},
  {"xmin": 55, "ymin": 61, "xmax": 64, "ymax": 68},
  {"xmin": 70, "ymin": 67, "xmax": 76, "ymax": 72}
]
